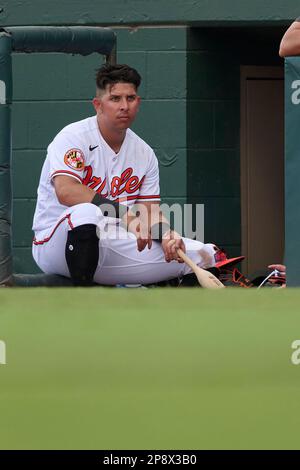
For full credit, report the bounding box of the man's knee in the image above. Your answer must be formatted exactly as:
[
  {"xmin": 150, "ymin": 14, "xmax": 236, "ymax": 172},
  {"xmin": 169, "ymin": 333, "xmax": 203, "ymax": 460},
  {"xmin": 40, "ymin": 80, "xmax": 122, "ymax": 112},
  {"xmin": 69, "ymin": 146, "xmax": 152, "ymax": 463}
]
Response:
[
  {"xmin": 198, "ymin": 243, "xmax": 218, "ymax": 267},
  {"xmin": 65, "ymin": 223, "xmax": 99, "ymax": 286},
  {"xmin": 69, "ymin": 202, "xmax": 104, "ymax": 229}
]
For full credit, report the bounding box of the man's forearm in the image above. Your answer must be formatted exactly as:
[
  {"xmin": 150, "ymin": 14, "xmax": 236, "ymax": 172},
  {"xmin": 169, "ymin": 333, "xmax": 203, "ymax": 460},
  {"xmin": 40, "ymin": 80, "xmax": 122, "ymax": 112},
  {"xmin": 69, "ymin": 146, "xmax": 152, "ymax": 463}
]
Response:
[
  {"xmin": 55, "ymin": 179, "xmax": 95, "ymax": 206},
  {"xmin": 148, "ymin": 205, "xmax": 171, "ymax": 240},
  {"xmin": 54, "ymin": 177, "xmax": 130, "ymax": 220},
  {"xmin": 121, "ymin": 201, "xmax": 171, "ymax": 240},
  {"xmin": 91, "ymin": 193, "xmax": 128, "ymax": 218}
]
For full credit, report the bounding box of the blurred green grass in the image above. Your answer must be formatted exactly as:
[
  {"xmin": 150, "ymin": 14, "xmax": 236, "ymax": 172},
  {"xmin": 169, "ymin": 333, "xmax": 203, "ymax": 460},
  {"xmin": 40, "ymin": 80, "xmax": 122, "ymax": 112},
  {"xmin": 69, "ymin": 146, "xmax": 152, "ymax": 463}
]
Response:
[{"xmin": 0, "ymin": 287, "xmax": 299, "ymax": 449}]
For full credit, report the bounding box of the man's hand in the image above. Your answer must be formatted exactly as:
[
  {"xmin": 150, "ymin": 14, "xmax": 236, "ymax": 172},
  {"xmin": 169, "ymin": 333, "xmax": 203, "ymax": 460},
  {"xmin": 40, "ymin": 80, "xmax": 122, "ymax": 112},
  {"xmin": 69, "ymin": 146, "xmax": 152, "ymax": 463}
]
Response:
[
  {"xmin": 161, "ymin": 230, "xmax": 186, "ymax": 263},
  {"xmin": 135, "ymin": 219, "xmax": 152, "ymax": 252},
  {"xmin": 268, "ymin": 264, "xmax": 286, "ymax": 274},
  {"xmin": 122, "ymin": 208, "xmax": 152, "ymax": 252}
]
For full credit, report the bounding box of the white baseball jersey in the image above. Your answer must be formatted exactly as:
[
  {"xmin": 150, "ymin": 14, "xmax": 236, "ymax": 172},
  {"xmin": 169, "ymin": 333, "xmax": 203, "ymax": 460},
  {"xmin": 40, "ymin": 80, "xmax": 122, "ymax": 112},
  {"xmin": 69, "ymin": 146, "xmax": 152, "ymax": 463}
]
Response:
[{"xmin": 32, "ymin": 115, "xmax": 160, "ymax": 233}]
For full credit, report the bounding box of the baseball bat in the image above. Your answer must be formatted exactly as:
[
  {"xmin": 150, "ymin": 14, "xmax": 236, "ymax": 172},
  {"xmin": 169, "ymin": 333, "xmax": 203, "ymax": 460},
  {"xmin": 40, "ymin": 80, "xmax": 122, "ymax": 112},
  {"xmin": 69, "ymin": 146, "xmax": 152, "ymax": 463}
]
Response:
[{"xmin": 177, "ymin": 248, "xmax": 225, "ymax": 289}]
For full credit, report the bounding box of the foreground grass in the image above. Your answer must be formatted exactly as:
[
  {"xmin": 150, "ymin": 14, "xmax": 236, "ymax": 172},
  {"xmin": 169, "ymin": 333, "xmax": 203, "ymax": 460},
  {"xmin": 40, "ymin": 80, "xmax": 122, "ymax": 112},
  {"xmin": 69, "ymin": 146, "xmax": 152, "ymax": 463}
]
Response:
[{"xmin": 0, "ymin": 287, "xmax": 299, "ymax": 449}]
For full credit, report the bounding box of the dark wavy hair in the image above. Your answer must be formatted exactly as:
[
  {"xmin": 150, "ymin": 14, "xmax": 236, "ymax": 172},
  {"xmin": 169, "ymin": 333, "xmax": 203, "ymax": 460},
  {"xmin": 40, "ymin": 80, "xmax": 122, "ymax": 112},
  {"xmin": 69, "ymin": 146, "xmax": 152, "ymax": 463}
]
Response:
[{"xmin": 96, "ymin": 64, "xmax": 141, "ymax": 92}]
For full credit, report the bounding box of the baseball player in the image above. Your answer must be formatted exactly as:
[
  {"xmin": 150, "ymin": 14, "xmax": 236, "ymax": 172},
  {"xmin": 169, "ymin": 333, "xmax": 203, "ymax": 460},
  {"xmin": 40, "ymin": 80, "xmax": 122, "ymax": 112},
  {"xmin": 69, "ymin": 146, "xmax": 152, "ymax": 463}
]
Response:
[{"xmin": 32, "ymin": 63, "xmax": 222, "ymax": 286}]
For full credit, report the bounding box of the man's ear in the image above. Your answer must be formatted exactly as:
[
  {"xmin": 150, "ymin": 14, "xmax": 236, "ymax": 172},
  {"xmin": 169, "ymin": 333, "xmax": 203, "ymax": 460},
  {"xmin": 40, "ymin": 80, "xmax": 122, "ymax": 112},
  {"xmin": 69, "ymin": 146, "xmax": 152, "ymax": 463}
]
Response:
[{"xmin": 92, "ymin": 97, "xmax": 102, "ymax": 113}]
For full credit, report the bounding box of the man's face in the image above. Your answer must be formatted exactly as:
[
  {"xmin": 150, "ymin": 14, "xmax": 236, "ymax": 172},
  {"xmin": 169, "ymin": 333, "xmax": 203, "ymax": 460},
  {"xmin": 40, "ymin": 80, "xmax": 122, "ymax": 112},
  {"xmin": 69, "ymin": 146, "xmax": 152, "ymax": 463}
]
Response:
[{"xmin": 93, "ymin": 82, "xmax": 141, "ymax": 131}]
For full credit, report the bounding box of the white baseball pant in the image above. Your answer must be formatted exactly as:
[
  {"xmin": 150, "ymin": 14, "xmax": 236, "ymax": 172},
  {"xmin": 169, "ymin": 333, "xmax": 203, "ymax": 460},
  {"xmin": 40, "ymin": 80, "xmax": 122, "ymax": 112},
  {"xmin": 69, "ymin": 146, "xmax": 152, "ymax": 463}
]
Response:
[{"xmin": 32, "ymin": 203, "xmax": 217, "ymax": 285}]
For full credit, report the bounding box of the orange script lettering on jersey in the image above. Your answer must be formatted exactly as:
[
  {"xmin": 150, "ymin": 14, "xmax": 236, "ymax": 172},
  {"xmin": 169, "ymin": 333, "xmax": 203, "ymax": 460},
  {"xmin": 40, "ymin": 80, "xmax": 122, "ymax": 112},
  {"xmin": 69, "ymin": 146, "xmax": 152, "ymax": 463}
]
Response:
[{"xmin": 82, "ymin": 166, "xmax": 145, "ymax": 198}]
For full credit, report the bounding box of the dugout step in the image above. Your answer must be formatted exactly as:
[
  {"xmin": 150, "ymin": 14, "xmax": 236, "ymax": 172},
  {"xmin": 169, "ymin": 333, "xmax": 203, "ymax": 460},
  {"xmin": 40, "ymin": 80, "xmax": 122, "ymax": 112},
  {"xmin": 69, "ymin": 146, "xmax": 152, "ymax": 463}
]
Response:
[{"xmin": 12, "ymin": 273, "xmax": 73, "ymax": 287}]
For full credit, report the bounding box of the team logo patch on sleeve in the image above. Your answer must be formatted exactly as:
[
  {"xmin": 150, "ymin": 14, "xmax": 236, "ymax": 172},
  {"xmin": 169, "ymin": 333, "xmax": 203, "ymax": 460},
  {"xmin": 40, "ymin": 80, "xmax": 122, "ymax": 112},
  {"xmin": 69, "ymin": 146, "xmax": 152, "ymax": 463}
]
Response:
[{"xmin": 64, "ymin": 148, "xmax": 85, "ymax": 171}]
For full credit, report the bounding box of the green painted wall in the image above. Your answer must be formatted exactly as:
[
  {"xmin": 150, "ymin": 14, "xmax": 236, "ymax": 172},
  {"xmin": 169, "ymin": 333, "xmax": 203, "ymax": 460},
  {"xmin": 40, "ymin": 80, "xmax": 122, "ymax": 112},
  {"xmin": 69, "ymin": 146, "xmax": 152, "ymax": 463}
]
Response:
[
  {"xmin": 284, "ymin": 57, "xmax": 300, "ymax": 286},
  {"xmin": 117, "ymin": 28, "xmax": 188, "ymax": 201},
  {"xmin": 186, "ymin": 29, "xmax": 240, "ymax": 254},
  {"xmin": 12, "ymin": 52, "xmax": 104, "ymax": 272},
  {"xmin": 186, "ymin": 27, "xmax": 283, "ymax": 256},
  {"xmin": 0, "ymin": 0, "xmax": 299, "ymax": 26}
]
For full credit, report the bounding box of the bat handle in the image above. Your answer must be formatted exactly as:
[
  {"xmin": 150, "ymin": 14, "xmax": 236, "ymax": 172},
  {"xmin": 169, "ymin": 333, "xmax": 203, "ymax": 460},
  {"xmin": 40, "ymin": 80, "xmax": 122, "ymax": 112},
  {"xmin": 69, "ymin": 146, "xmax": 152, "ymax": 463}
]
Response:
[
  {"xmin": 177, "ymin": 248, "xmax": 199, "ymax": 272},
  {"xmin": 177, "ymin": 248, "xmax": 225, "ymax": 289}
]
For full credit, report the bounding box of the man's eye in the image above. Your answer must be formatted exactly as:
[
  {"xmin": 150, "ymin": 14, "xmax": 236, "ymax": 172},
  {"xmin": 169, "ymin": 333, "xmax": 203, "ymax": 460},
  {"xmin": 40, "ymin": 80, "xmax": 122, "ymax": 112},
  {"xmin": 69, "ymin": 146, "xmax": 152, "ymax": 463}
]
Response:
[
  {"xmin": 111, "ymin": 96, "xmax": 119, "ymax": 101},
  {"xmin": 128, "ymin": 96, "xmax": 136, "ymax": 101}
]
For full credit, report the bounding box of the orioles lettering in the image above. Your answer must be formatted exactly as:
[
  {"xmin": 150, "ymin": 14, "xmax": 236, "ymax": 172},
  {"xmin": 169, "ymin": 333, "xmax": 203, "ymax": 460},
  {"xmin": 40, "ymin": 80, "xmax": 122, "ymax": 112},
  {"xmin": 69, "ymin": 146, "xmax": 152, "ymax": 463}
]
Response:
[{"xmin": 82, "ymin": 166, "xmax": 144, "ymax": 198}]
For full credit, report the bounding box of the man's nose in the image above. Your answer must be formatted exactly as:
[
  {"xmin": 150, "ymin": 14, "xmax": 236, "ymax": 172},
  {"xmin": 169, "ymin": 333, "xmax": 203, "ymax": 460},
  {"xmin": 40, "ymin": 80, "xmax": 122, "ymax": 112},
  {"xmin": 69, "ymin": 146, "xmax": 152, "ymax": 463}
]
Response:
[{"xmin": 120, "ymin": 98, "xmax": 129, "ymax": 110}]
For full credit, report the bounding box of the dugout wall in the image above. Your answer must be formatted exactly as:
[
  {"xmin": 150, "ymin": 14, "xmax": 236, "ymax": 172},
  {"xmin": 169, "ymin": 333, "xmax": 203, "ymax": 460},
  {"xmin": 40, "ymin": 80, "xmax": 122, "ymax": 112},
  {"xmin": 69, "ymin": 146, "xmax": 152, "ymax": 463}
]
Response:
[
  {"xmin": 0, "ymin": 26, "xmax": 116, "ymax": 285},
  {"xmin": 0, "ymin": 1, "xmax": 297, "ymax": 284},
  {"xmin": 284, "ymin": 57, "xmax": 300, "ymax": 286}
]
